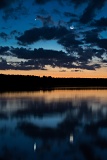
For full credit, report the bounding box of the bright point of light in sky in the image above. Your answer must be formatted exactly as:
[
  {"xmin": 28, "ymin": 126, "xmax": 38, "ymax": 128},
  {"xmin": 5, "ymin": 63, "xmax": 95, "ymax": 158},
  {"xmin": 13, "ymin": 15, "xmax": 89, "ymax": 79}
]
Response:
[{"xmin": 70, "ymin": 26, "xmax": 74, "ymax": 30}]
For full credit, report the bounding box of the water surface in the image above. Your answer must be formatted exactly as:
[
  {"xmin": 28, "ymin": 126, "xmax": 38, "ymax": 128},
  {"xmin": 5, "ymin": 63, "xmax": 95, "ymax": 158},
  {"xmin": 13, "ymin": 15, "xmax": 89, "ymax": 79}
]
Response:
[{"xmin": 0, "ymin": 90, "xmax": 107, "ymax": 160}]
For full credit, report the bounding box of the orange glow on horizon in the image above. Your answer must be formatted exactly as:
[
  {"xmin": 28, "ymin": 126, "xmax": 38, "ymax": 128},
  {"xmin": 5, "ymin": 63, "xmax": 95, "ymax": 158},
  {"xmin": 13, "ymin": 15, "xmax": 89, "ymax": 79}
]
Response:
[
  {"xmin": 0, "ymin": 68, "xmax": 107, "ymax": 78},
  {"xmin": 1, "ymin": 90, "xmax": 107, "ymax": 104}
]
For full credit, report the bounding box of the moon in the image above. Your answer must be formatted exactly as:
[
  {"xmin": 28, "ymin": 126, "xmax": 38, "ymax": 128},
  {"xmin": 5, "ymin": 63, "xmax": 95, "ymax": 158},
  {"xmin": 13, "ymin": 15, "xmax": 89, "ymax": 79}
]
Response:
[
  {"xmin": 70, "ymin": 26, "xmax": 74, "ymax": 30},
  {"xmin": 35, "ymin": 18, "xmax": 36, "ymax": 21}
]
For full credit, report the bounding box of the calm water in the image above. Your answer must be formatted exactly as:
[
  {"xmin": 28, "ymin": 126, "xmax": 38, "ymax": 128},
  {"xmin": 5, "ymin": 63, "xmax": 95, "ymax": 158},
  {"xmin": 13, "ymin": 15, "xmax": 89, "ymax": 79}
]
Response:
[{"xmin": 0, "ymin": 90, "xmax": 107, "ymax": 160}]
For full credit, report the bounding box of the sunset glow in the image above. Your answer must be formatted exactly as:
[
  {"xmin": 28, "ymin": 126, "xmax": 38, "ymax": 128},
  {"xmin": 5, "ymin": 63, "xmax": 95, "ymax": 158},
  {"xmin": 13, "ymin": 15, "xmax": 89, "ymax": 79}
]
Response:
[{"xmin": 0, "ymin": 0, "xmax": 107, "ymax": 78}]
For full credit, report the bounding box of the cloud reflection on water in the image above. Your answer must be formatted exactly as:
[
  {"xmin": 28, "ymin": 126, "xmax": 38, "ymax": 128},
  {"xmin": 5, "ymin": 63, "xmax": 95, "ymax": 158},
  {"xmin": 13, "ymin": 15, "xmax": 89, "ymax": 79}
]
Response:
[{"xmin": 0, "ymin": 90, "xmax": 107, "ymax": 159}]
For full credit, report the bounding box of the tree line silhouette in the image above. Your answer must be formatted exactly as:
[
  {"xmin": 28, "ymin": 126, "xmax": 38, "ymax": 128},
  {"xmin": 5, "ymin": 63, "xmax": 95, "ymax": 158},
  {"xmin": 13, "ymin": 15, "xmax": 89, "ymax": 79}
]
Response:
[{"xmin": 0, "ymin": 74, "xmax": 107, "ymax": 91}]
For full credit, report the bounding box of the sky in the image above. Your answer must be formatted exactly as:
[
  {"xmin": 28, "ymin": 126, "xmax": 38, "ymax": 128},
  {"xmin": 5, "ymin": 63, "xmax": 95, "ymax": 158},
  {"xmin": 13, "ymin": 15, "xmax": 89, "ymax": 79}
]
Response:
[{"xmin": 0, "ymin": 0, "xmax": 107, "ymax": 78}]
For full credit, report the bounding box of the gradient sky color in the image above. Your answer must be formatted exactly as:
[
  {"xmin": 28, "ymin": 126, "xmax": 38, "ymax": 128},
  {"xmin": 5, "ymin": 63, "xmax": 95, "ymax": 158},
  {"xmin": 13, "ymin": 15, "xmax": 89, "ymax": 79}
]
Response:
[{"xmin": 0, "ymin": 0, "xmax": 107, "ymax": 77}]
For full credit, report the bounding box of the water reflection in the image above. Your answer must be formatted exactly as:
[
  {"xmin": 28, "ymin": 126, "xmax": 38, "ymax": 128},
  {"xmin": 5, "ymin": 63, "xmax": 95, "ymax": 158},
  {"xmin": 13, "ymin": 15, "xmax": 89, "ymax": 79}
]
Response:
[
  {"xmin": 0, "ymin": 90, "xmax": 107, "ymax": 159},
  {"xmin": 70, "ymin": 134, "xmax": 73, "ymax": 143}
]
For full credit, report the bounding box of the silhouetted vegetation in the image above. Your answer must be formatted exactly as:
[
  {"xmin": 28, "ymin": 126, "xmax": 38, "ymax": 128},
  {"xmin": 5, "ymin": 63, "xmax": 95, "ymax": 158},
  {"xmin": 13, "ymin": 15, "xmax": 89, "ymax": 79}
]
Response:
[{"xmin": 1, "ymin": 74, "xmax": 107, "ymax": 91}]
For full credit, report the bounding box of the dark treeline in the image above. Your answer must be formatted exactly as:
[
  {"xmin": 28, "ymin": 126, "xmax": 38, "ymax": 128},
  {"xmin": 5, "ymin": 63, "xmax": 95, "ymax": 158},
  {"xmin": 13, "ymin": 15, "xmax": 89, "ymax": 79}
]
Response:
[{"xmin": 0, "ymin": 74, "xmax": 107, "ymax": 91}]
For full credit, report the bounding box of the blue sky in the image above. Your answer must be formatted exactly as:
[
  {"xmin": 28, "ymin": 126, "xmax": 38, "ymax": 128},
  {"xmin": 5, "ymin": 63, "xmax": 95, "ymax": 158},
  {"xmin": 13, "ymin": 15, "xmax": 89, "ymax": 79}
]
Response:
[{"xmin": 0, "ymin": 0, "xmax": 107, "ymax": 77}]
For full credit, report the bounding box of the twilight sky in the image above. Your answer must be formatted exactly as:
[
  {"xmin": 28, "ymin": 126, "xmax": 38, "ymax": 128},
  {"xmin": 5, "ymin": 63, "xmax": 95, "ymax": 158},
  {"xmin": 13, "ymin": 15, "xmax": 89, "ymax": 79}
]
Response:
[{"xmin": 0, "ymin": 0, "xmax": 107, "ymax": 77}]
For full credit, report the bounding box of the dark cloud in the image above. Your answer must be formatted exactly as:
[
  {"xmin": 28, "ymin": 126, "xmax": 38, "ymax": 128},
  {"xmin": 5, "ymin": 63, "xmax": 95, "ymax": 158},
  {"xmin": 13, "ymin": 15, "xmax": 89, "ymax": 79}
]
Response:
[
  {"xmin": 3, "ymin": 8, "xmax": 18, "ymax": 20},
  {"xmin": 34, "ymin": 0, "xmax": 87, "ymax": 6},
  {"xmin": 10, "ymin": 30, "xmax": 21, "ymax": 36},
  {"xmin": 71, "ymin": 69, "xmax": 82, "ymax": 72},
  {"xmin": 60, "ymin": 70, "xmax": 66, "ymax": 72},
  {"xmin": 57, "ymin": 20, "xmax": 67, "ymax": 27},
  {"xmin": 84, "ymin": 31, "xmax": 98, "ymax": 45},
  {"xmin": 67, "ymin": 18, "xmax": 79, "ymax": 26},
  {"xmin": 17, "ymin": 26, "xmax": 83, "ymax": 53},
  {"xmin": 64, "ymin": 12, "xmax": 77, "ymax": 18},
  {"xmin": 0, "ymin": 32, "xmax": 9, "ymax": 41},
  {"xmin": 18, "ymin": 60, "xmax": 47, "ymax": 70},
  {"xmin": 53, "ymin": 9, "xmax": 61, "ymax": 15},
  {"xmin": 15, "ymin": 25, "xmax": 106, "ymax": 70},
  {"xmin": 0, "ymin": 58, "xmax": 14, "ymax": 70},
  {"xmin": 0, "ymin": 58, "xmax": 101, "ymax": 72},
  {"xmin": 36, "ymin": 8, "xmax": 49, "ymax": 15},
  {"xmin": 83, "ymin": 30, "xmax": 99, "ymax": 44},
  {"xmin": 20, "ymin": 60, "xmax": 47, "ymax": 70},
  {"xmin": 0, "ymin": 57, "xmax": 46, "ymax": 70},
  {"xmin": 33, "ymin": 0, "xmax": 63, "ymax": 5},
  {"xmin": 10, "ymin": 47, "xmax": 101, "ymax": 70},
  {"xmin": 58, "ymin": 33, "xmax": 83, "ymax": 52},
  {"xmin": 16, "ymin": 28, "xmax": 41, "ymax": 45},
  {"xmin": 36, "ymin": 15, "xmax": 54, "ymax": 26},
  {"xmin": 97, "ymin": 39, "xmax": 107, "ymax": 50},
  {"xmin": 0, "ymin": 46, "xmax": 9, "ymax": 55},
  {"xmin": 74, "ymin": 47, "xmax": 92, "ymax": 63},
  {"xmin": 74, "ymin": 47, "xmax": 103, "ymax": 65},
  {"xmin": 0, "ymin": 46, "xmax": 101, "ymax": 71},
  {"xmin": 91, "ymin": 48, "xmax": 105, "ymax": 59},
  {"xmin": 84, "ymin": 29, "xmax": 107, "ymax": 50},
  {"xmin": 2, "ymin": 2, "xmax": 28, "ymax": 20},
  {"xmin": 78, "ymin": 63, "xmax": 101, "ymax": 70},
  {"xmin": 71, "ymin": 0, "xmax": 87, "ymax": 7},
  {"xmin": 33, "ymin": 0, "xmax": 50, "ymax": 5},
  {"xmin": 11, "ymin": 47, "xmax": 66, "ymax": 60},
  {"xmin": 16, "ymin": 26, "xmax": 70, "ymax": 45},
  {"xmin": 80, "ymin": 0, "xmax": 107, "ymax": 24},
  {"xmin": 0, "ymin": 0, "xmax": 15, "ymax": 9},
  {"xmin": 91, "ymin": 17, "xmax": 107, "ymax": 28},
  {"xmin": 10, "ymin": 47, "xmax": 77, "ymax": 70}
]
